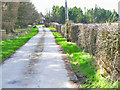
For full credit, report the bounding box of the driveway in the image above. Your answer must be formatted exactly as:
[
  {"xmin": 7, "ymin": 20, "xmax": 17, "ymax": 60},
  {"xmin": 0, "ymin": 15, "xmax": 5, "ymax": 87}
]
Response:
[{"xmin": 1, "ymin": 26, "xmax": 75, "ymax": 88}]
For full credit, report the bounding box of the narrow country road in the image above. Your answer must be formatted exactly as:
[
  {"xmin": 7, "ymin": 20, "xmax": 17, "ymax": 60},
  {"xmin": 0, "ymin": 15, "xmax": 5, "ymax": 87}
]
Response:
[{"xmin": 1, "ymin": 26, "xmax": 74, "ymax": 88}]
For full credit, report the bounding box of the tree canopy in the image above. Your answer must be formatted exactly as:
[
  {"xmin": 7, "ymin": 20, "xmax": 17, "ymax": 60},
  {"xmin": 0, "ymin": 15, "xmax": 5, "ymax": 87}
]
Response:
[
  {"xmin": 49, "ymin": 5, "xmax": 119, "ymax": 24},
  {"xmin": 2, "ymin": 2, "xmax": 40, "ymax": 33}
]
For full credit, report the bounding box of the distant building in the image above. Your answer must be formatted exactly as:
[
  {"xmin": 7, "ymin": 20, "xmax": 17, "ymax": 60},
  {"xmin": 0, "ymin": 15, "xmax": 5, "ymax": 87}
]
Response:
[
  {"xmin": 39, "ymin": 12, "xmax": 45, "ymax": 24},
  {"xmin": 39, "ymin": 19, "xmax": 45, "ymax": 24}
]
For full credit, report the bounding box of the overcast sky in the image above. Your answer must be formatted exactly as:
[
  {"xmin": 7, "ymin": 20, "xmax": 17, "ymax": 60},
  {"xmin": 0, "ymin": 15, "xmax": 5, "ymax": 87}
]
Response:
[{"xmin": 30, "ymin": 0, "xmax": 120, "ymax": 14}]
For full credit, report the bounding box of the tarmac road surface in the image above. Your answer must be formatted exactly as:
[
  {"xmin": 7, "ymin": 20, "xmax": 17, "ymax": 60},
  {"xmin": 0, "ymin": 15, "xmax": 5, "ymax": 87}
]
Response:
[{"xmin": 1, "ymin": 26, "xmax": 74, "ymax": 88}]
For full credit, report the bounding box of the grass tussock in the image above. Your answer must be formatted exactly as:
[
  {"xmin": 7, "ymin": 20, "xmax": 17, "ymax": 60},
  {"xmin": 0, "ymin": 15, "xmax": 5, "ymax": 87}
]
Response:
[
  {"xmin": 0, "ymin": 26, "xmax": 39, "ymax": 63},
  {"xmin": 50, "ymin": 28, "xmax": 118, "ymax": 88}
]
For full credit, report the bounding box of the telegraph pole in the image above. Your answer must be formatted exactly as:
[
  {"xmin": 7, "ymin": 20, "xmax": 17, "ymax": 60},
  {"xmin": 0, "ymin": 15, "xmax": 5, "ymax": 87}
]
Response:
[
  {"xmin": 49, "ymin": 9, "xmax": 51, "ymax": 26},
  {"xmin": 65, "ymin": 0, "xmax": 69, "ymax": 41},
  {"xmin": 118, "ymin": 1, "xmax": 120, "ymax": 21},
  {"xmin": 65, "ymin": 0, "xmax": 69, "ymax": 21}
]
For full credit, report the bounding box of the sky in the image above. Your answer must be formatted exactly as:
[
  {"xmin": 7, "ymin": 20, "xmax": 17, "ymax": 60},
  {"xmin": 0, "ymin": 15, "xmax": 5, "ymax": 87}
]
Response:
[{"xmin": 30, "ymin": 0, "xmax": 120, "ymax": 15}]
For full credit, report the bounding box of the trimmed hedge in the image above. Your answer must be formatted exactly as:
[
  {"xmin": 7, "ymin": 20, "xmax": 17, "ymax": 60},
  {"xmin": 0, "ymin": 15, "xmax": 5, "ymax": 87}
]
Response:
[{"xmin": 51, "ymin": 22, "xmax": 120, "ymax": 81}]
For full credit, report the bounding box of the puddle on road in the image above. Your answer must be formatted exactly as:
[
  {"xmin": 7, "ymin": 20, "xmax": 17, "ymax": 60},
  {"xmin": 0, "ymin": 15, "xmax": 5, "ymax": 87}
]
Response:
[{"xmin": 8, "ymin": 80, "xmax": 21, "ymax": 84}]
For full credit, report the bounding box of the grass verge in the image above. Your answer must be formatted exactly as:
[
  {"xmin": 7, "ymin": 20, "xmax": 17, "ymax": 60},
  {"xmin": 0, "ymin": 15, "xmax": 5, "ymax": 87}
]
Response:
[
  {"xmin": 49, "ymin": 27, "xmax": 118, "ymax": 88},
  {"xmin": 0, "ymin": 26, "xmax": 39, "ymax": 63},
  {"xmin": 48, "ymin": 27, "xmax": 56, "ymax": 31}
]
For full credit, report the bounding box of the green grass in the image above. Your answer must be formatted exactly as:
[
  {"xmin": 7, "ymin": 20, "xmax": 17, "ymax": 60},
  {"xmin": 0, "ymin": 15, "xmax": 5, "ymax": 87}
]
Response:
[
  {"xmin": 50, "ymin": 27, "xmax": 118, "ymax": 88},
  {"xmin": 48, "ymin": 27, "xmax": 56, "ymax": 31},
  {"xmin": 0, "ymin": 26, "xmax": 39, "ymax": 63}
]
